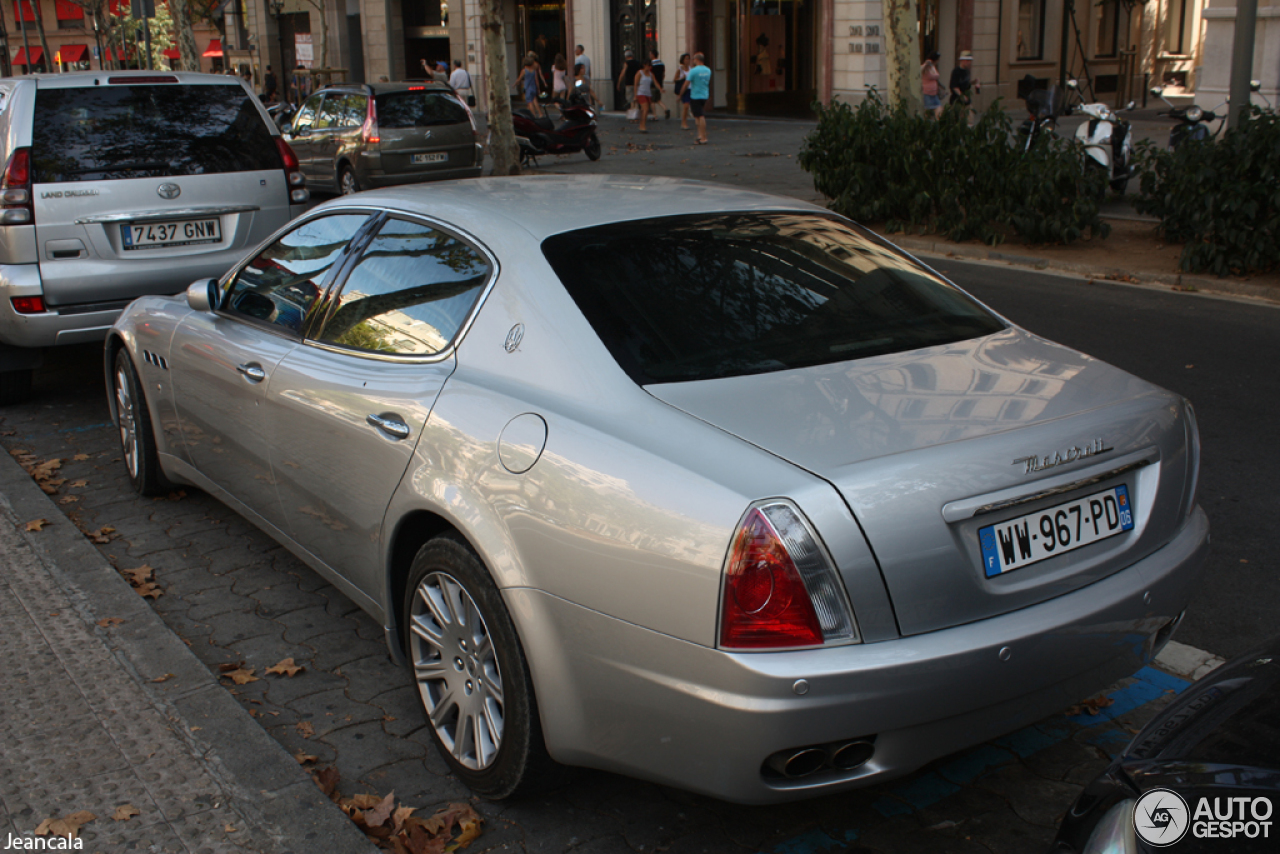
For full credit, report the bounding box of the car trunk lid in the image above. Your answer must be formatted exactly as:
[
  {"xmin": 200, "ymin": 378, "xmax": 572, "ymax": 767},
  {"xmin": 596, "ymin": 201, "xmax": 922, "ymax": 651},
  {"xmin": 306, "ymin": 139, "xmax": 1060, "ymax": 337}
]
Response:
[{"xmin": 648, "ymin": 329, "xmax": 1194, "ymax": 636}]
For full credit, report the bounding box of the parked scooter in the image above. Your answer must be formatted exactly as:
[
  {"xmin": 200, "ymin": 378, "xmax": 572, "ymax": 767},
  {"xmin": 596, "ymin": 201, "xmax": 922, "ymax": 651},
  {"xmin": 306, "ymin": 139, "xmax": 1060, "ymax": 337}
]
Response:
[
  {"xmin": 1149, "ymin": 86, "xmax": 1224, "ymax": 150},
  {"xmin": 1017, "ymin": 75, "xmax": 1070, "ymax": 153},
  {"xmin": 1067, "ymin": 79, "xmax": 1135, "ymax": 195},
  {"xmin": 512, "ymin": 80, "xmax": 601, "ymax": 166}
]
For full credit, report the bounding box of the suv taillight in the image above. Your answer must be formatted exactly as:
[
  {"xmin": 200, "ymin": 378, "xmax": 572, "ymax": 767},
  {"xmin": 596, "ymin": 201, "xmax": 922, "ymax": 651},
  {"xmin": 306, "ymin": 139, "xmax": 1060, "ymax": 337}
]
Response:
[
  {"xmin": 1, "ymin": 148, "xmax": 33, "ymax": 226},
  {"xmin": 719, "ymin": 502, "xmax": 859, "ymax": 650},
  {"xmin": 362, "ymin": 97, "xmax": 380, "ymax": 145},
  {"xmin": 274, "ymin": 137, "xmax": 308, "ymax": 204}
]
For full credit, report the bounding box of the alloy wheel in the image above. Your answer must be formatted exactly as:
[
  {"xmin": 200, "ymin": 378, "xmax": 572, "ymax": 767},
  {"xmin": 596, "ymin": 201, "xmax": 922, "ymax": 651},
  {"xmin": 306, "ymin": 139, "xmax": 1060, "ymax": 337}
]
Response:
[
  {"xmin": 409, "ymin": 571, "xmax": 505, "ymax": 770},
  {"xmin": 114, "ymin": 366, "xmax": 139, "ymax": 479}
]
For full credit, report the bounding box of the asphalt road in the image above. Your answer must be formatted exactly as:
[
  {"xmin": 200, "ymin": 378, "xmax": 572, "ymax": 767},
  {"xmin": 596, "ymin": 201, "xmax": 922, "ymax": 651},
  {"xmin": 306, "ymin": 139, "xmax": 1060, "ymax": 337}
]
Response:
[
  {"xmin": 2, "ymin": 263, "xmax": 1274, "ymax": 854},
  {"xmin": 940, "ymin": 258, "xmax": 1280, "ymax": 659}
]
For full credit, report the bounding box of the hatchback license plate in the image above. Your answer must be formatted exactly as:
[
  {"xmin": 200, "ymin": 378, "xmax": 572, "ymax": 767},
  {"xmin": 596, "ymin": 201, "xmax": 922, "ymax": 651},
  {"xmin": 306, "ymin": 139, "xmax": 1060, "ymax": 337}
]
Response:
[
  {"xmin": 979, "ymin": 485, "xmax": 1134, "ymax": 577},
  {"xmin": 412, "ymin": 152, "xmax": 448, "ymax": 164},
  {"xmin": 121, "ymin": 219, "xmax": 222, "ymax": 251}
]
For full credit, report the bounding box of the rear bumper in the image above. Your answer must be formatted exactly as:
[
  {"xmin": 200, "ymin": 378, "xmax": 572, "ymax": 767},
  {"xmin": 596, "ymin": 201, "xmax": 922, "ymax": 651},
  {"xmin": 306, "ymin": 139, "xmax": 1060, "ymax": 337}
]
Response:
[
  {"xmin": 0, "ymin": 263, "xmax": 121, "ymax": 349},
  {"xmin": 510, "ymin": 506, "xmax": 1209, "ymax": 804},
  {"xmin": 359, "ymin": 145, "xmax": 485, "ymax": 188}
]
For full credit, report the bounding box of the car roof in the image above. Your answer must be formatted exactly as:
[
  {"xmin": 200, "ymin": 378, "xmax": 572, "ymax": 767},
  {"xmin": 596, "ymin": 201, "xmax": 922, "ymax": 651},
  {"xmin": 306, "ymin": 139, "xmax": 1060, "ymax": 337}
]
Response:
[
  {"xmin": 316, "ymin": 175, "xmax": 829, "ymax": 243},
  {"xmin": 18, "ymin": 70, "xmax": 255, "ymax": 89}
]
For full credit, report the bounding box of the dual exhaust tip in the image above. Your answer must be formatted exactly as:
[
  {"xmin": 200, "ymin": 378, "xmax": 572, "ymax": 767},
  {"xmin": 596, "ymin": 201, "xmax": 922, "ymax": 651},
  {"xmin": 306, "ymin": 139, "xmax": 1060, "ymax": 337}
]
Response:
[{"xmin": 764, "ymin": 738, "xmax": 876, "ymax": 780}]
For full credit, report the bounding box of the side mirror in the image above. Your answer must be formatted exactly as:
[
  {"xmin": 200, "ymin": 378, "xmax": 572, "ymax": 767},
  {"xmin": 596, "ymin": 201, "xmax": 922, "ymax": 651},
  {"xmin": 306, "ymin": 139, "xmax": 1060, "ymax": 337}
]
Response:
[
  {"xmin": 186, "ymin": 278, "xmax": 219, "ymax": 313},
  {"xmin": 1250, "ymin": 80, "xmax": 1262, "ymax": 92},
  {"xmin": 1150, "ymin": 86, "xmax": 1164, "ymax": 97},
  {"xmin": 1066, "ymin": 79, "xmax": 1079, "ymax": 90},
  {"xmin": 1124, "ymin": 100, "xmax": 1136, "ymax": 111}
]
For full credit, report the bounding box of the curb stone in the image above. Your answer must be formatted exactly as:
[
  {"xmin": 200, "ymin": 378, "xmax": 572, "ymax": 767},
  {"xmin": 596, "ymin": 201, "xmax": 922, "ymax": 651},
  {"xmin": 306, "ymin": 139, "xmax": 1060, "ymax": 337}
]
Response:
[{"xmin": 0, "ymin": 445, "xmax": 377, "ymax": 854}]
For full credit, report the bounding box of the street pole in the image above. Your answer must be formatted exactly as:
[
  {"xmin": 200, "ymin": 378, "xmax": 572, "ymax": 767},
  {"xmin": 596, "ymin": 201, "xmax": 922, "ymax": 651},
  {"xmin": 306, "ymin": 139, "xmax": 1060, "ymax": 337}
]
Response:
[{"xmin": 1227, "ymin": 0, "xmax": 1258, "ymax": 129}]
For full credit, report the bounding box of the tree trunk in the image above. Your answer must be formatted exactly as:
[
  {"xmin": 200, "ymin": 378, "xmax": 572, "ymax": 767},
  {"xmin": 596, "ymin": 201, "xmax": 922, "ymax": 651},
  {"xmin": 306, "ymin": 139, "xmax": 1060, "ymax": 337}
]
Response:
[
  {"xmin": 882, "ymin": 0, "xmax": 922, "ymax": 111},
  {"xmin": 480, "ymin": 0, "xmax": 519, "ymax": 176},
  {"xmin": 171, "ymin": 0, "xmax": 199, "ymax": 72},
  {"xmin": 30, "ymin": 0, "xmax": 54, "ymax": 72},
  {"xmin": 302, "ymin": 0, "xmax": 330, "ymax": 71}
]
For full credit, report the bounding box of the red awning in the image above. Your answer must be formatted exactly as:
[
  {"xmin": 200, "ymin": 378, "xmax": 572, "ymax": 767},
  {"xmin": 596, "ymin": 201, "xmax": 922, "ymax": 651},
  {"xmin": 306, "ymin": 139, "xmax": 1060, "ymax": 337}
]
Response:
[
  {"xmin": 13, "ymin": 47, "xmax": 43, "ymax": 66},
  {"xmin": 162, "ymin": 48, "xmax": 180, "ymax": 59},
  {"xmin": 57, "ymin": 44, "xmax": 88, "ymax": 64},
  {"xmin": 201, "ymin": 39, "xmax": 222, "ymax": 58}
]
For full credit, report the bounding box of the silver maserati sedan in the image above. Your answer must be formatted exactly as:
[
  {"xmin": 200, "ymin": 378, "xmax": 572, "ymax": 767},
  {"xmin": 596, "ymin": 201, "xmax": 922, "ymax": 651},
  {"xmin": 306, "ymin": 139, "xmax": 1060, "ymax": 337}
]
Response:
[{"xmin": 105, "ymin": 175, "xmax": 1208, "ymax": 804}]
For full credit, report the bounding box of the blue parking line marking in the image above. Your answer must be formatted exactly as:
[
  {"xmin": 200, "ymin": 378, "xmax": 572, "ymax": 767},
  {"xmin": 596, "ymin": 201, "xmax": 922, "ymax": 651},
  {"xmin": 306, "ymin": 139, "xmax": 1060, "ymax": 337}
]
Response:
[{"xmin": 763, "ymin": 666, "xmax": 1192, "ymax": 853}]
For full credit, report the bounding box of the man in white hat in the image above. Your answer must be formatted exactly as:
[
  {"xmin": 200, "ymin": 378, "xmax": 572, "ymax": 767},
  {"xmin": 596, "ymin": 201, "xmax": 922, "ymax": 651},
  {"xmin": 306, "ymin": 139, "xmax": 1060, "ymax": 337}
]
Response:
[{"xmin": 949, "ymin": 50, "xmax": 981, "ymax": 106}]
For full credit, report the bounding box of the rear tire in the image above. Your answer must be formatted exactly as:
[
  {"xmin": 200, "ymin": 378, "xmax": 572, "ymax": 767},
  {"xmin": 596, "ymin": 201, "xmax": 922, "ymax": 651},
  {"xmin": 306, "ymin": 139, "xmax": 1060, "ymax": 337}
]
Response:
[
  {"xmin": 403, "ymin": 535, "xmax": 565, "ymax": 799},
  {"xmin": 339, "ymin": 165, "xmax": 360, "ymax": 196},
  {"xmin": 111, "ymin": 348, "xmax": 170, "ymax": 496},
  {"xmin": 584, "ymin": 133, "xmax": 602, "ymax": 161},
  {"xmin": 0, "ymin": 368, "xmax": 33, "ymax": 405}
]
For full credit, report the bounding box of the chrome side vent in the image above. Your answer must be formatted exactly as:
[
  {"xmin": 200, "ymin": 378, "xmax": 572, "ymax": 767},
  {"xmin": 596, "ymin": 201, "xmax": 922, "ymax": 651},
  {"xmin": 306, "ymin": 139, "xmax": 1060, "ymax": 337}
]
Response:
[{"xmin": 143, "ymin": 350, "xmax": 169, "ymax": 371}]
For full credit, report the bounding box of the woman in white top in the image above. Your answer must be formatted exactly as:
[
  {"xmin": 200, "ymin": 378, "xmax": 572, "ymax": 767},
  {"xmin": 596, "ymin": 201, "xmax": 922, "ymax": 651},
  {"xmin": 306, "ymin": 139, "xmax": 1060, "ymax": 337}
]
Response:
[
  {"xmin": 553, "ymin": 54, "xmax": 568, "ymax": 98},
  {"xmin": 633, "ymin": 58, "xmax": 661, "ymax": 133}
]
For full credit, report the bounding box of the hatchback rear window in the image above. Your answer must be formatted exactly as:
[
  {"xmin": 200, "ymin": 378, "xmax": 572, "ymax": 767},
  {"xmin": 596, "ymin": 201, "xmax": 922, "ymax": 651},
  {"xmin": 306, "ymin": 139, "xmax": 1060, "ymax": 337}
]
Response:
[
  {"xmin": 542, "ymin": 213, "xmax": 1007, "ymax": 385},
  {"xmin": 374, "ymin": 91, "xmax": 469, "ymax": 128},
  {"xmin": 31, "ymin": 84, "xmax": 281, "ymax": 183}
]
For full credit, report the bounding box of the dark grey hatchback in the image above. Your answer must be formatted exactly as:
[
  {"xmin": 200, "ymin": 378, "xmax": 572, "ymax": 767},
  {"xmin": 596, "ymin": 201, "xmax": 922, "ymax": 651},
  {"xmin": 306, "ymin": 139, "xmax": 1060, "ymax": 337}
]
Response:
[{"xmin": 282, "ymin": 81, "xmax": 483, "ymax": 195}]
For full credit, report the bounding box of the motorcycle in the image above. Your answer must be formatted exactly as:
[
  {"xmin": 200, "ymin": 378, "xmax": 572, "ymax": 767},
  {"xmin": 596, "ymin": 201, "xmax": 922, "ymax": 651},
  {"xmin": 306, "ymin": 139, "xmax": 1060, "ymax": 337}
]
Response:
[
  {"xmin": 512, "ymin": 80, "xmax": 601, "ymax": 166},
  {"xmin": 1066, "ymin": 79, "xmax": 1135, "ymax": 195},
  {"xmin": 1150, "ymin": 80, "xmax": 1270, "ymax": 150},
  {"xmin": 1017, "ymin": 75, "xmax": 1070, "ymax": 153}
]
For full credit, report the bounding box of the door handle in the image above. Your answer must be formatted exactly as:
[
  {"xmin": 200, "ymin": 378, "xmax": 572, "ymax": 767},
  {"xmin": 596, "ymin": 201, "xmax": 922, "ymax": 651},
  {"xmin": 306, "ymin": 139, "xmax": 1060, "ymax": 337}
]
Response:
[
  {"xmin": 366, "ymin": 413, "xmax": 411, "ymax": 440},
  {"xmin": 236, "ymin": 363, "xmax": 266, "ymax": 382}
]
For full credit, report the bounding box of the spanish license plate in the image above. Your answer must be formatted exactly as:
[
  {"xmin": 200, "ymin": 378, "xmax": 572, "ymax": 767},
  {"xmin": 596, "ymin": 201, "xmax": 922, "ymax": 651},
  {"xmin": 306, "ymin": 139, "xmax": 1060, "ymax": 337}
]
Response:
[
  {"xmin": 412, "ymin": 152, "xmax": 448, "ymax": 165},
  {"xmin": 121, "ymin": 219, "xmax": 222, "ymax": 251},
  {"xmin": 979, "ymin": 485, "xmax": 1134, "ymax": 577}
]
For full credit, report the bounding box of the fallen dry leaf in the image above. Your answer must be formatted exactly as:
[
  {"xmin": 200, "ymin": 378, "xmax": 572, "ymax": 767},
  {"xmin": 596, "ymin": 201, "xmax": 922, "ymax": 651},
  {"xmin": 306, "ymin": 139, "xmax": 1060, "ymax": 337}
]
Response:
[
  {"xmin": 294, "ymin": 750, "xmax": 318, "ymax": 765},
  {"xmin": 221, "ymin": 666, "xmax": 259, "ymax": 685},
  {"xmin": 122, "ymin": 566, "xmax": 154, "ymax": 585},
  {"xmin": 0, "ymin": 430, "xmax": 14, "ymax": 436},
  {"xmin": 312, "ymin": 765, "xmax": 340, "ymax": 800},
  {"xmin": 87, "ymin": 526, "xmax": 118, "ymax": 544},
  {"xmin": 392, "ymin": 806, "xmax": 416, "ymax": 833},
  {"xmin": 112, "ymin": 804, "xmax": 140, "ymax": 822},
  {"xmin": 150, "ymin": 673, "xmax": 175, "ymax": 683},
  {"xmin": 34, "ymin": 810, "xmax": 96, "ymax": 839},
  {"xmin": 224, "ymin": 823, "xmax": 236, "ymax": 833},
  {"xmin": 363, "ymin": 791, "xmax": 396, "ymax": 829},
  {"xmin": 134, "ymin": 582, "xmax": 164, "ymax": 600},
  {"xmin": 73, "ymin": 453, "xmax": 91, "ymax": 461},
  {"xmin": 70, "ymin": 479, "xmax": 89, "ymax": 488},
  {"xmin": 296, "ymin": 720, "xmax": 315, "ymax": 738},
  {"xmin": 1067, "ymin": 694, "xmax": 1116, "ymax": 716},
  {"xmin": 96, "ymin": 617, "xmax": 125, "ymax": 628},
  {"xmin": 24, "ymin": 518, "xmax": 49, "ymax": 532},
  {"xmin": 217, "ymin": 661, "xmax": 244, "ymax": 673},
  {"xmin": 266, "ymin": 657, "xmax": 305, "ymax": 677},
  {"xmin": 57, "ymin": 495, "xmax": 80, "ymax": 505}
]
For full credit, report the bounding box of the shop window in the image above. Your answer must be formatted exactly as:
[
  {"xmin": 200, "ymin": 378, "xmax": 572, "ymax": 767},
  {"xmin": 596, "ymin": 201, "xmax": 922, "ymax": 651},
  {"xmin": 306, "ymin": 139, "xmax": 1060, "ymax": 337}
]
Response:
[
  {"xmin": 1165, "ymin": 0, "xmax": 1192, "ymax": 55},
  {"xmin": 1095, "ymin": 0, "xmax": 1119, "ymax": 58}
]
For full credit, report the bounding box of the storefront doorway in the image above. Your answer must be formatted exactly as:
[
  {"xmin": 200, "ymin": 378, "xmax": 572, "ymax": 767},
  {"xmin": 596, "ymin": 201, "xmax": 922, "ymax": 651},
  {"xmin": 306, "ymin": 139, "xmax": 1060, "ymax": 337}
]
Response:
[{"xmin": 728, "ymin": 0, "xmax": 816, "ymax": 116}]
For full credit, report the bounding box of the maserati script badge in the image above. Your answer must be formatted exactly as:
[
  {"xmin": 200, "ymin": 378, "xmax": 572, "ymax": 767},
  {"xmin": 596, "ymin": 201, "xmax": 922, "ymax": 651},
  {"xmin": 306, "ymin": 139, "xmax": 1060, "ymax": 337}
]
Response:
[
  {"xmin": 157, "ymin": 183, "xmax": 181, "ymax": 200},
  {"xmin": 1013, "ymin": 438, "xmax": 1112, "ymax": 474}
]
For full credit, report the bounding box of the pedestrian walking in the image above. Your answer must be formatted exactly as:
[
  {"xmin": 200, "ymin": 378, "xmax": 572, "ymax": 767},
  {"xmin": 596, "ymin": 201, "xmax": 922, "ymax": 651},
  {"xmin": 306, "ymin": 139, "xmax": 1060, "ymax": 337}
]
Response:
[
  {"xmin": 686, "ymin": 52, "xmax": 711, "ymax": 144},
  {"xmin": 553, "ymin": 53, "xmax": 569, "ymax": 99},
  {"xmin": 617, "ymin": 48, "xmax": 641, "ymax": 115},
  {"xmin": 673, "ymin": 54, "xmax": 692, "ymax": 129},
  {"xmin": 575, "ymin": 44, "xmax": 596, "ymax": 105},
  {"xmin": 263, "ymin": 65, "xmax": 278, "ymax": 102},
  {"xmin": 949, "ymin": 50, "xmax": 981, "ymax": 107},
  {"xmin": 921, "ymin": 51, "xmax": 942, "ymax": 119},
  {"xmin": 648, "ymin": 48, "xmax": 668, "ymax": 120},
  {"xmin": 633, "ymin": 58, "xmax": 662, "ymax": 133},
  {"xmin": 516, "ymin": 55, "xmax": 542, "ymax": 117},
  {"xmin": 449, "ymin": 60, "xmax": 473, "ymax": 106}
]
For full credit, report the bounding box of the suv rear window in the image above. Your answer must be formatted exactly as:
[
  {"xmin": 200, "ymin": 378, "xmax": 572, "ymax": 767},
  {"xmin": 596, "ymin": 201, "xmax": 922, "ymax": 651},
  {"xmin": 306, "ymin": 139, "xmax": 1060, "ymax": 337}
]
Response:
[
  {"xmin": 542, "ymin": 213, "xmax": 1007, "ymax": 385},
  {"xmin": 31, "ymin": 84, "xmax": 281, "ymax": 183},
  {"xmin": 374, "ymin": 90, "xmax": 469, "ymax": 128}
]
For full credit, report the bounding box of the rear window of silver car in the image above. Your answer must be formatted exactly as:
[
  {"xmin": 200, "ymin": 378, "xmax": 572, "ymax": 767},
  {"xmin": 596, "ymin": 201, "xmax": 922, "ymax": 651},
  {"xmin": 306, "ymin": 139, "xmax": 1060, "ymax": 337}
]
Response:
[
  {"xmin": 31, "ymin": 83, "xmax": 281, "ymax": 182},
  {"xmin": 374, "ymin": 90, "xmax": 469, "ymax": 128},
  {"xmin": 542, "ymin": 212, "xmax": 1007, "ymax": 384}
]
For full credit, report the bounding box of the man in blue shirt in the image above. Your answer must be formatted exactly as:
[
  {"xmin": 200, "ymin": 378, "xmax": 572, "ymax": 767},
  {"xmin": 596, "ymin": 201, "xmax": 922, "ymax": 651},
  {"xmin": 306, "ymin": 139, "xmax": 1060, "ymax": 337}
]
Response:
[{"xmin": 686, "ymin": 52, "xmax": 711, "ymax": 144}]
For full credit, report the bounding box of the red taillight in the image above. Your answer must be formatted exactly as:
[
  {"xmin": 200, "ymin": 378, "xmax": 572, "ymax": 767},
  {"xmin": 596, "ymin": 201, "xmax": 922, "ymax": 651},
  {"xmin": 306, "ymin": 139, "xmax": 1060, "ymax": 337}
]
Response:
[
  {"xmin": 408, "ymin": 85, "xmax": 425, "ymax": 91},
  {"xmin": 720, "ymin": 508, "xmax": 824, "ymax": 649},
  {"xmin": 108, "ymin": 75, "xmax": 178, "ymax": 84},
  {"xmin": 1, "ymin": 148, "xmax": 33, "ymax": 226},
  {"xmin": 274, "ymin": 137, "xmax": 308, "ymax": 201},
  {"xmin": 11, "ymin": 296, "xmax": 46, "ymax": 314}
]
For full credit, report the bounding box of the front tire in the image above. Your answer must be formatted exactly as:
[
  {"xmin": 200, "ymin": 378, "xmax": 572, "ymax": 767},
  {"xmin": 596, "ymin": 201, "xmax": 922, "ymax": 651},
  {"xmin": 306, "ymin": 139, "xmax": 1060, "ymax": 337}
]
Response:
[
  {"xmin": 339, "ymin": 165, "xmax": 360, "ymax": 196},
  {"xmin": 584, "ymin": 133, "xmax": 602, "ymax": 161},
  {"xmin": 112, "ymin": 348, "xmax": 170, "ymax": 496},
  {"xmin": 403, "ymin": 535, "xmax": 563, "ymax": 798}
]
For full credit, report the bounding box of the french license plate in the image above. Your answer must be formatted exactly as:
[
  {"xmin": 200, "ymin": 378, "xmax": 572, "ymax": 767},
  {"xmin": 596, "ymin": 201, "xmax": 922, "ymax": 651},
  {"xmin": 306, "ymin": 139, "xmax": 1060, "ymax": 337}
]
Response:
[
  {"xmin": 979, "ymin": 485, "xmax": 1134, "ymax": 577},
  {"xmin": 121, "ymin": 219, "xmax": 222, "ymax": 251},
  {"xmin": 412, "ymin": 152, "xmax": 448, "ymax": 165}
]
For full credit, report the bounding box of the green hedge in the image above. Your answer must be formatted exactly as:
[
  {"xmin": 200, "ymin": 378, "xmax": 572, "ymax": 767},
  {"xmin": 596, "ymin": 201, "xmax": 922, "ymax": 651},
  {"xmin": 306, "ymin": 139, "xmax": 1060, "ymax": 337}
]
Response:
[
  {"xmin": 1133, "ymin": 106, "xmax": 1280, "ymax": 275},
  {"xmin": 798, "ymin": 93, "xmax": 1109, "ymax": 246}
]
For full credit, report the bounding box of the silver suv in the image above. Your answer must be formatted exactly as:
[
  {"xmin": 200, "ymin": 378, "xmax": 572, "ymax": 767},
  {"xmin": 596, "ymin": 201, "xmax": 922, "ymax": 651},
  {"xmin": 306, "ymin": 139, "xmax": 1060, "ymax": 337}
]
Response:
[
  {"xmin": 0, "ymin": 71, "xmax": 308, "ymax": 403},
  {"xmin": 282, "ymin": 81, "xmax": 482, "ymax": 195}
]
